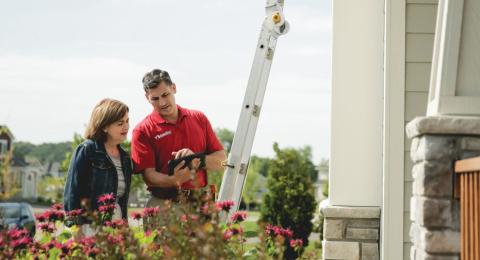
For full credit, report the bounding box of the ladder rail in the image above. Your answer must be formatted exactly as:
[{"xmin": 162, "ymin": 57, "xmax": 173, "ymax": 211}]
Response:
[{"xmin": 217, "ymin": 0, "xmax": 288, "ymax": 219}]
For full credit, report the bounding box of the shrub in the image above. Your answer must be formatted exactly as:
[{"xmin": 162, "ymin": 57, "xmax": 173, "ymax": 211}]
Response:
[{"xmin": 260, "ymin": 143, "xmax": 317, "ymax": 259}]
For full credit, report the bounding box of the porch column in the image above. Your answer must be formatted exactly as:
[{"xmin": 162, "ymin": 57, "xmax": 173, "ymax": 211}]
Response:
[{"xmin": 323, "ymin": 0, "xmax": 384, "ymax": 259}]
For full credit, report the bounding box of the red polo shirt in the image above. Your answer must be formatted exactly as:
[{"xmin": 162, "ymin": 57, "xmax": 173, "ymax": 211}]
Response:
[{"xmin": 131, "ymin": 105, "xmax": 223, "ymax": 190}]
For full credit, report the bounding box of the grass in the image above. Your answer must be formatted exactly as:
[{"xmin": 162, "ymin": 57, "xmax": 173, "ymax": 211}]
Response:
[{"xmin": 243, "ymin": 220, "xmax": 259, "ymax": 238}]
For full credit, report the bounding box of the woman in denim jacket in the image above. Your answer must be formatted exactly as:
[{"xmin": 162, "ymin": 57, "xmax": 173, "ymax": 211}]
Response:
[{"xmin": 64, "ymin": 98, "xmax": 132, "ymax": 224}]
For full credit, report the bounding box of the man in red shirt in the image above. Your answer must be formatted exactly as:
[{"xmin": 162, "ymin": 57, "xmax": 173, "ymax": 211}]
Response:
[{"xmin": 131, "ymin": 69, "xmax": 227, "ymax": 208}]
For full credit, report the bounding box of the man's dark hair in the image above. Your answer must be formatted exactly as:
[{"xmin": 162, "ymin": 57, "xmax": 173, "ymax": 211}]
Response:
[{"xmin": 142, "ymin": 69, "xmax": 173, "ymax": 92}]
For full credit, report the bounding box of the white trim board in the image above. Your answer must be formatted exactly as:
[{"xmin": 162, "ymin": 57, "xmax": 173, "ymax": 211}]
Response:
[{"xmin": 382, "ymin": 0, "xmax": 406, "ymax": 259}]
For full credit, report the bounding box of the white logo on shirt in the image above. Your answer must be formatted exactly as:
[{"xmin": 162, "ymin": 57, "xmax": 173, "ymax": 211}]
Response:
[{"xmin": 155, "ymin": 131, "xmax": 172, "ymax": 140}]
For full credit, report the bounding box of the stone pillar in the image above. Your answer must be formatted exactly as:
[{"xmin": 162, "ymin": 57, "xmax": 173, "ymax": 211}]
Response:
[
  {"xmin": 322, "ymin": 206, "xmax": 380, "ymax": 260},
  {"xmin": 406, "ymin": 116, "xmax": 480, "ymax": 259}
]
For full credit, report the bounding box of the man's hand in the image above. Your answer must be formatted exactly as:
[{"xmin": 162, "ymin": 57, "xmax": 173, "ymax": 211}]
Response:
[
  {"xmin": 171, "ymin": 160, "xmax": 195, "ymax": 187},
  {"xmin": 172, "ymin": 148, "xmax": 201, "ymax": 170}
]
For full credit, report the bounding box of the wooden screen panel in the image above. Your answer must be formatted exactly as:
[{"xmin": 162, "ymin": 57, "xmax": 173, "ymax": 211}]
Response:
[{"xmin": 459, "ymin": 172, "xmax": 480, "ymax": 260}]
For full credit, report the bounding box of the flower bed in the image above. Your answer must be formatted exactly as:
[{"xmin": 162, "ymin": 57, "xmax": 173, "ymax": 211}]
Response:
[{"xmin": 0, "ymin": 193, "xmax": 317, "ymax": 259}]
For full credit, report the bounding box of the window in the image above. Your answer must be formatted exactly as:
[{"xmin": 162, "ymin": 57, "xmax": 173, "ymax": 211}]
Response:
[{"xmin": 0, "ymin": 139, "xmax": 8, "ymax": 155}]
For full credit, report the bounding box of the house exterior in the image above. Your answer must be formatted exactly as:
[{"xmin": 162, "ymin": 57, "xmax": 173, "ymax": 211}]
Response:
[
  {"xmin": 0, "ymin": 126, "xmax": 43, "ymax": 200},
  {"xmin": 0, "ymin": 125, "xmax": 14, "ymax": 158},
  {"xmin": 323, "ymin": 0, "xmax": 478, "ymax": 259}
]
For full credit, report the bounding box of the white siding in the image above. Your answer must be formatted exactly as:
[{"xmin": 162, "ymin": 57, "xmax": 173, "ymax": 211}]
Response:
[{"xmin": 403, "ymin": 1, "xmax": 438, "ymax": 256}]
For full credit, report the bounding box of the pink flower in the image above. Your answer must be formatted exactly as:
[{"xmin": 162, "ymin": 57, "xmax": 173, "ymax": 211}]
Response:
[
  {"xmin": 281, "ymin": 228, "xmax": 293, "ymax": 238},
  {"xmin": 145, "ymin": 230, "xmax": 152, "ymax": 237},
  {"xmin": 10, "ymin": 236, "xmax": 32, "ymax": 249},
  {"xmin": 43, "ymin": 240, "xmax": 61, "ymax": 250},
  {"xmin": 97, "ymin": 193, "xmax": 115, "ymax": 204},
  {"xmin": 98, "ymin": 204, "xmax": 116, "ymax": 213},
  {"xmin": 223, "ymin": 229, "xmax": 233, "ymax": 240},
  {"xmin": 51, "ymin": 203, "xmax": 63, "ymax": 210},
  {"xmin": 38, "ymin": 223, "xmax": 55, "ymax": 233},
  {"xmin": 290, "ymin": 239, "xmax": 303, "ymax": 248},
  {"xmin": 79, "ymin": 236, "xmax": 95, "ymax": 248},
  {"xmin": 230, "ymin": 211, "xmax": 247, "ymax": 223},
  {"xmin": 66, "ymin": 209, "xmax": 83, "ymax": 217},
  {"xmin": 44, "ymin": 210, "xmax": 65, "ymax": 222},
  {"xmin": 215, "ymin": 200, "xmax": 234, "ymax": 212},
  {"xmin": 229, "ymin": 226, "xmax": 243, "ymax": 235},
  {"xmin": 35, "ymin": 213, "xmax": 47, "ymax": 223},
  {"xmin": 180, "ymin": 214, "xmax": 188, "ymax": 222},
  {"xmin": 61, "ymin": 240, "xmax": 74, "ymax": 254},
  {"xmin": 189, "ymin": 214, "xmax": 199, "ymax": 221},
  {"xmin": 264, "ymin": 224, "xmax": 294, "ymax": 238},
  {"xmin": 201, "ymin": 203, "xmax": 210, "ymax": 215},
  {"xmin": 106, "ymin": 219, "xmax": 127, "ymax": 228},
  {"xmin": 7, "ymin": 228, "xmax": 28, "ymax": 240},
  {"xmin": 85, "ymin": 247, "xmax": 100, "ymax": 257},
  {"xmin": 131, "ymin": 211, "xmax": 143, "ymax": 220},
  {"xmin": 107, "ymin": 234, "xmax": 124, "ymax": 244},
  {"xmin": 143, "ymin": 207, "xmax": 160, "ymax": 217},
  {"xmin": 180, "ymin": 214, "xmax": 199, "ymax": 222}
]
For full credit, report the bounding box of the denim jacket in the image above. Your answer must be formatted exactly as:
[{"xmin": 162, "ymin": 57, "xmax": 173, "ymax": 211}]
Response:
[{"xmin": 63, "ymin": 139, "xmax": 132, "ymax": 220}]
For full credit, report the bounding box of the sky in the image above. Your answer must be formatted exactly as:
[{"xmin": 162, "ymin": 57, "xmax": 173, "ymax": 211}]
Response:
[{"xmin": 0, "ymin": 0, "xmax": 331, "ymax": 163}]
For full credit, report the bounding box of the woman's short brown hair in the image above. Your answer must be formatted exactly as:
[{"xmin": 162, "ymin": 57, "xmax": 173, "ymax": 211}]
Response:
[{"xmin": 84, "ymin": 98, "xmax": 129, "ymax": 142}]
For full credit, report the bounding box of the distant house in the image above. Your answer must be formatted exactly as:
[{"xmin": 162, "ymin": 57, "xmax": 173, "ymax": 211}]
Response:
[
  {"xmin": 0, "ymin": 125, "xmax": 14, "ymax": 158},
  {"xmin": 0, "ymin": 125, "xmax": 43, "ymax": 200},
  {"xmin": 313, "ymin": 163, "xmax": 328, "ymax": 202}
]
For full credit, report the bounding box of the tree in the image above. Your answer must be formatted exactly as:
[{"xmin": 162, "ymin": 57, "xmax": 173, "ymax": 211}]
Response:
[
  {"xmin": 260, "ymin": 143, "xmax": 317, "ymax": 259},
  {"xmin": 60, "ymin": 133, "xmax": 85, "ymax": 173},
  {"xmin": 250, "ymin": 155, "xmax": 271, "ymax": 177},
  {"xmin": 0, "ymin": 150, "xmax": 19, "ymax": 200},
  {"xmin": 214, "ymin": 128, "xmax": 234, "ymax": 153},
  {"xmin": 208, "ymin": 128, "xmax": 235, "ymax": 192},
  {"xmin": 242, "ymin": 161, "xmax": 264, "ymax": 210},
  {"xmin": 14, "ymin": 141, "xmax": 70, "ymax": 164}
]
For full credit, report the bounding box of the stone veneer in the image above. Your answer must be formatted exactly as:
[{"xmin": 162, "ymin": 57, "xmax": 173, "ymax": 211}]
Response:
[
  {"xmin": 406, "ymin": 116, "xmax": 480, "ymax": 259},
  {"xmin": 322, "ymin": 206, "xmax": 380, "ymax": 260}
]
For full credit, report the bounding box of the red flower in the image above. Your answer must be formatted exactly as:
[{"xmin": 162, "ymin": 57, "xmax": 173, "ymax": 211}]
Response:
[
  {"xmin": 290, "ymin": 239, "xmax": 303, "ymax": 248},
  {"xmin": 97, "ymin": 193, "xmax": 115, "ymax": 204},
  {"xmin": 131, "ymin": 211, "xmax": 143, "ymax": 220},
  {"xmin": 35, "ymin": 213, "xmax": 47, "ymax": 223},
  {"xmin": 230, "ymin": 211, "xmax": 247, "ymax": 223},
  {"xmin": 215, "ymin": 200, "xmax": 234, "ymax": 212}
]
